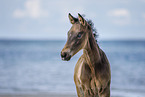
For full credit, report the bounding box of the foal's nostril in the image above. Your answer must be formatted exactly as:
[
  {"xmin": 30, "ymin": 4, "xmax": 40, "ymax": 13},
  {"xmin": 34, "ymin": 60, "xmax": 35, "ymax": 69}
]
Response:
[
  {"xmin": 61, "ymin": 52, "xmax": 67, "ymax": 58},
  {"xmin": 61, "ymin": 52, "xmax": 71, "ymax": 61}
]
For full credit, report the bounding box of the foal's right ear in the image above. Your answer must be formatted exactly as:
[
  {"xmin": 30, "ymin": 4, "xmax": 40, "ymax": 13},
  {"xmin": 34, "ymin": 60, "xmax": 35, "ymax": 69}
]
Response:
[{"xmin": 68, "ymin": 13, "xmax": 76, "ymax": 24}]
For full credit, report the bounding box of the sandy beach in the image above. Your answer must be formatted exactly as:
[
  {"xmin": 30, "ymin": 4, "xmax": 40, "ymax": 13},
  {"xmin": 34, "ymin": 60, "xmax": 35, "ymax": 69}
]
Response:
[
  {"xmin": 0, "ymin": 93, "xmax": 77, "ymax": 97},
  {"xmin": 0, "ymin": 90, "xmax": 145, "ymax": 97}
]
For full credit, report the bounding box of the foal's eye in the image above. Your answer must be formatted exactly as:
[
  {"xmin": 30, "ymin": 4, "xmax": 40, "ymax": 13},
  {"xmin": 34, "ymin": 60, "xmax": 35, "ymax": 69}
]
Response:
[{"xmin": 77, "ymin": 33, "xmax": 82, "ymax": 39}]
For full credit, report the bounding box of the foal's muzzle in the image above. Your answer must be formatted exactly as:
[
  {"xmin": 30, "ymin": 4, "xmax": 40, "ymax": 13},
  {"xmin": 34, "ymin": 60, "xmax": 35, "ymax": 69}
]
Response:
[{"xmin": 61, "ymin": 52, "xmax": 71, "ymax": 61}]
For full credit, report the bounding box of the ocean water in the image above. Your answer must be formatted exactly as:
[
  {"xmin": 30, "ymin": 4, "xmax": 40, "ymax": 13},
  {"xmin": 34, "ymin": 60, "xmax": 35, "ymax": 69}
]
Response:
[{"xmin": 0, "ymin": 40, "xmax": 145, "ymax": 96}]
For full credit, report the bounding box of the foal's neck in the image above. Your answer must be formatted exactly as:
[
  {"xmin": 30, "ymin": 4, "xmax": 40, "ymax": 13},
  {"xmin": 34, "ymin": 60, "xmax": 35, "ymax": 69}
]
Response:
[{"xmin": 83, "ymin": 31, "xmax": 101, "ymax": 67}]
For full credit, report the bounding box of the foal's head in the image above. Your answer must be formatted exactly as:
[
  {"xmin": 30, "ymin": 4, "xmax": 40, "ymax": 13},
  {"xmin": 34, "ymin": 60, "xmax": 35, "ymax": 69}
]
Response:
[{"xmin": 61, "ymin": 13, "xmax": 93, "ymax": 61}]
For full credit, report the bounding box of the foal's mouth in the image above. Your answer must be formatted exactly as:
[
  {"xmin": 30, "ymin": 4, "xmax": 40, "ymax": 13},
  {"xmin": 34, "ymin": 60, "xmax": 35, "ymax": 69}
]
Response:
[{"xmin": 61, "ymin": 52, "xmax": 71, "ymax": 61}]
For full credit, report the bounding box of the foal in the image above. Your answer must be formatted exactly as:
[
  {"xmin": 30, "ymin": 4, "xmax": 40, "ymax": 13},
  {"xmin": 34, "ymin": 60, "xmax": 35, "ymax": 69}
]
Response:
[{"xmin": 61, "ymin": 13, "xmax": 111, "ymax": 97}]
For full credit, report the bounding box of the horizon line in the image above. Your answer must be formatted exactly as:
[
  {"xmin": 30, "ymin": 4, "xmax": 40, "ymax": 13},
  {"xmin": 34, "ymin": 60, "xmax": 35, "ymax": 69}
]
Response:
[{"xmin": 0, "ymin": 38, "xmax": 145, "ymax": 41}]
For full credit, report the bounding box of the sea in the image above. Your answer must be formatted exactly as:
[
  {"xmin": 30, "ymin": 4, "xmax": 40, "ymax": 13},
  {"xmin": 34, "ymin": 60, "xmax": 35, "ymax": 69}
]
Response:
[{"xmin": 0, "ymin": 40, "xmax": 145, "ymax": 97}]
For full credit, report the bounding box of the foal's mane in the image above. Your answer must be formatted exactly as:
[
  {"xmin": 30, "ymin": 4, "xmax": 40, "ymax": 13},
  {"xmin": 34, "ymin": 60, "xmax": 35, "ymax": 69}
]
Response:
[
  {"xmin": 74, "ymin": 14, "xmax": 98, "ymax": 42},
  {"xmin": 86, "ymin": 19, "xmax": 98, "ymax": 42}
]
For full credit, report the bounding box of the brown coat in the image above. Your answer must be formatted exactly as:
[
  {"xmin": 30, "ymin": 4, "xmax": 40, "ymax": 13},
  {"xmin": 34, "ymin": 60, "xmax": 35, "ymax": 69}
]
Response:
[{"xmin": 61, "ymin": 13, "xmax": 111, "ymax": 97}]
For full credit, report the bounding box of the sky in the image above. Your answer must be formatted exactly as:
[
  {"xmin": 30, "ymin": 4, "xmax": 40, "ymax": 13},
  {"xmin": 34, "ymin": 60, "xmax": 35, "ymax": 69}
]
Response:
[{"xmin": 0, "ymin": 0, "xmax": 145, "ymax": 40}]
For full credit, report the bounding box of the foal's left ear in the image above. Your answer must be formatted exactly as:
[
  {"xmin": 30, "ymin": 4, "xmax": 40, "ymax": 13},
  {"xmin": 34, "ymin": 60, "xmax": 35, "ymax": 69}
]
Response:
[
  {"xmin": 68, "ymin": 13, "xmax": 76, "ymax": 24},
  {"xmin": 78, "ymin": 13, "xmax": 86, "ymax": 26}
]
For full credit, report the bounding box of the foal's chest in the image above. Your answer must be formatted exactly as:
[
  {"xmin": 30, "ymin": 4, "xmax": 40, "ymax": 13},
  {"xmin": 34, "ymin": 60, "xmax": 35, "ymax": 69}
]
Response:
[{"xmin": 75, "ymin": 58, "xmax": 98, "ymax": 96}]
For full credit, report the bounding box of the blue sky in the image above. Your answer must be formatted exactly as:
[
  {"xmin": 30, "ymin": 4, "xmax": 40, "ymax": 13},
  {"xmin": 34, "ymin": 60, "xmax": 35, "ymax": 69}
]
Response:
[{"xmin": 0, "ymin": 0, "xmax": 145, "ymax": 40}]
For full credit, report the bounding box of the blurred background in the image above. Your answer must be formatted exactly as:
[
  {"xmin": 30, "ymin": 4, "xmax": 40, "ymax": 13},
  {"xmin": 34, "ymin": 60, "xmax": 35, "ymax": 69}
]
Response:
[{"xmin": 0, "ymin": 0, "xmax": 145, "ymax": 97}]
